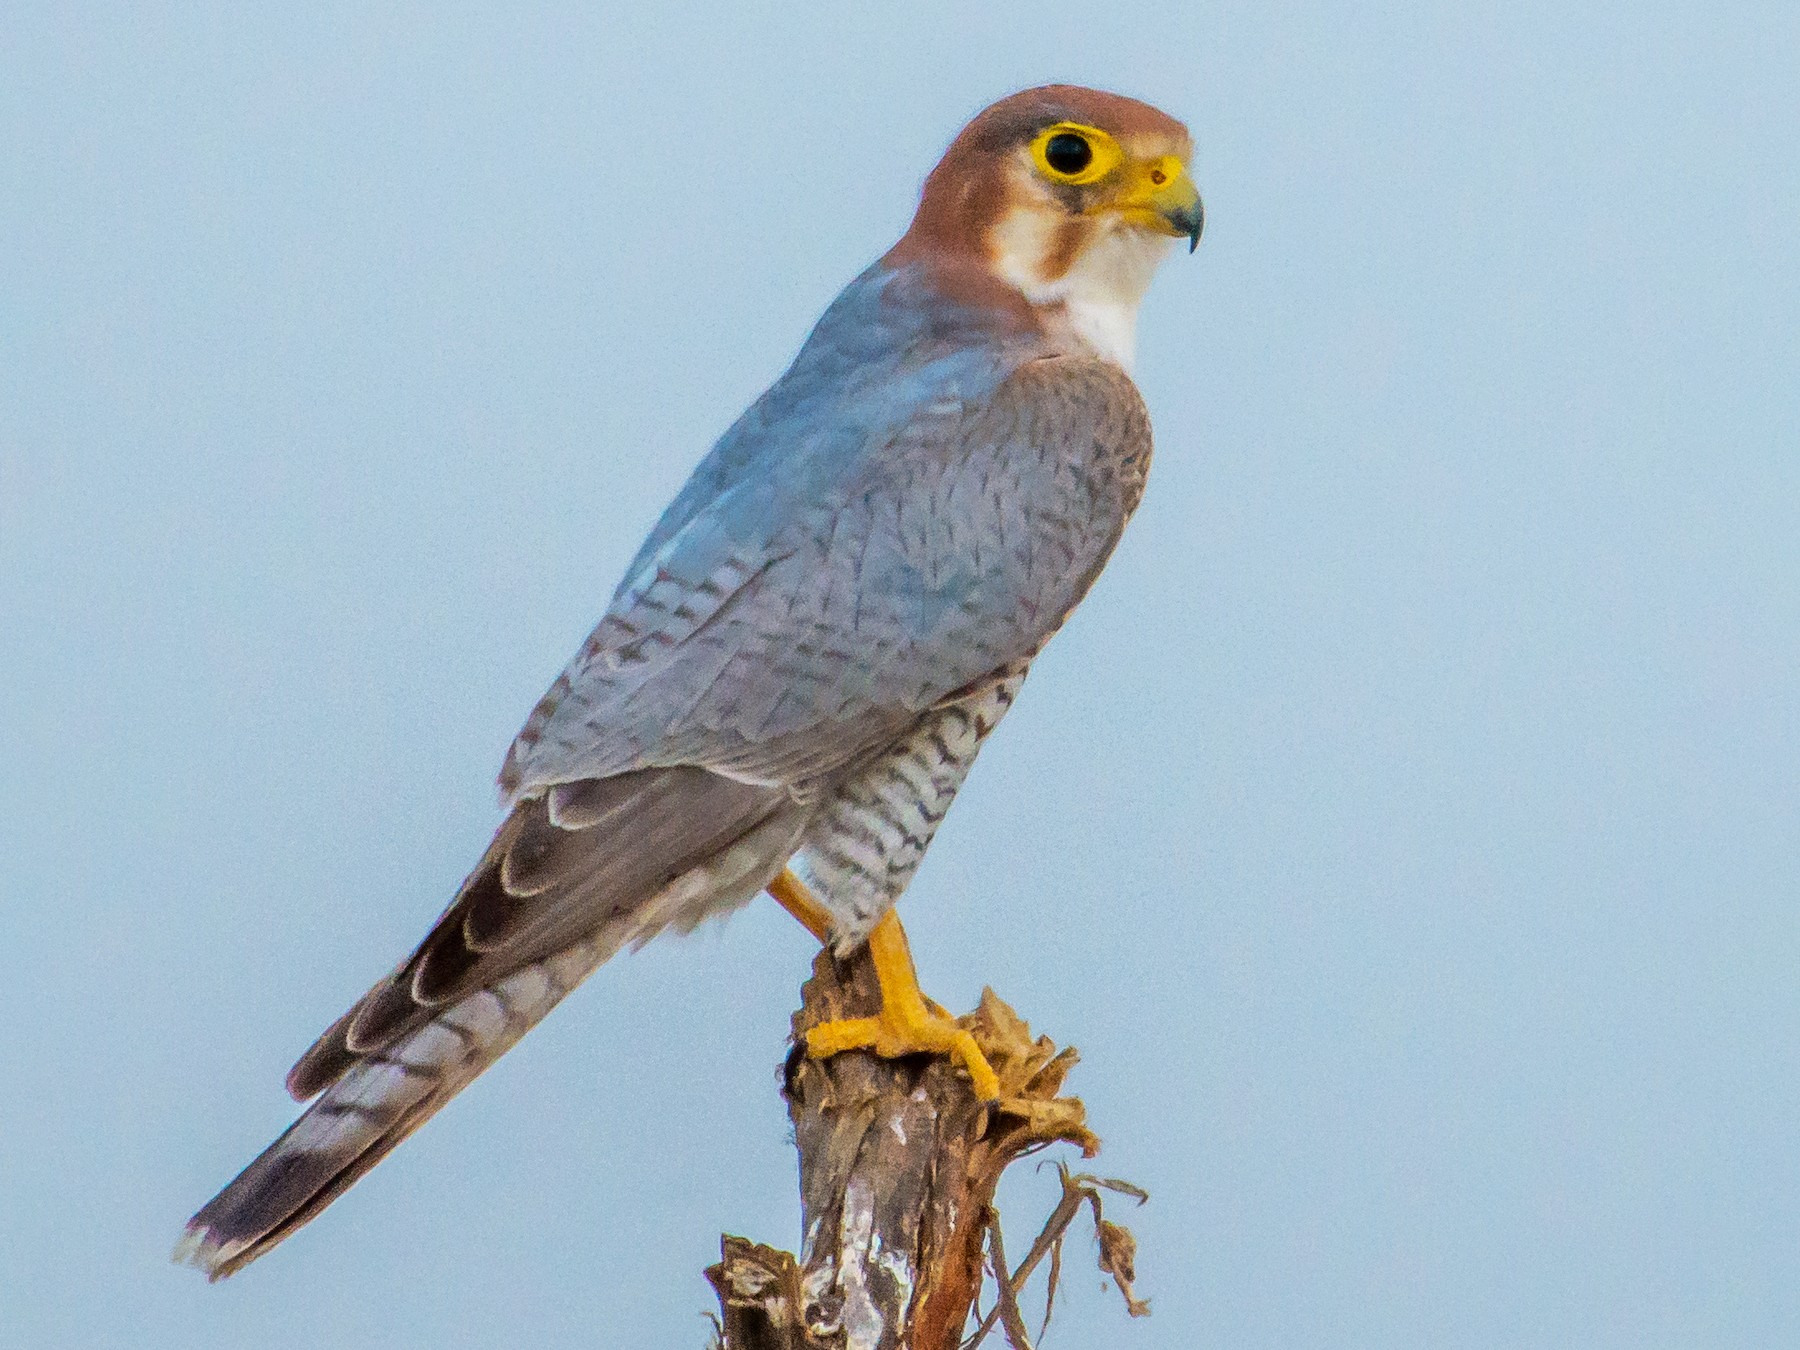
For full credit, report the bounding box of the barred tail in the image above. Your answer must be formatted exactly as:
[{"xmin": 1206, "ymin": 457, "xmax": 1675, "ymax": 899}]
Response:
[{"xmin": 173, "ymin": 939, "xmax": 605, "ymax": 1279}]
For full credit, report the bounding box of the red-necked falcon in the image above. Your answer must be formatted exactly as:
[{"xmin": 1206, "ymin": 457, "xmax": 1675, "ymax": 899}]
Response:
[{"xmin": 178, "ymin": 84, "xmax": 1202, "ymax": 1278}]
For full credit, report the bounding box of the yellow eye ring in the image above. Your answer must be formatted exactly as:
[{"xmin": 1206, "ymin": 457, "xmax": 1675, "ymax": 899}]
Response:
[{"xmin": 1029, "ymin": 122, "xmax": 1123, "ymax": 186}]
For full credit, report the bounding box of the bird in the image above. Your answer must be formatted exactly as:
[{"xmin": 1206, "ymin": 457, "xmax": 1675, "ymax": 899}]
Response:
[{"xmin": 176, "ymin": 83, "xmax": 1202, "ymax": 1280}]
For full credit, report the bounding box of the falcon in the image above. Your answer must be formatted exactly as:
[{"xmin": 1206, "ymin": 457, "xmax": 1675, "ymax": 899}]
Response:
[{"xmin": 178, "ymin": 84, "xmax": 1202, "ymax": 1278}]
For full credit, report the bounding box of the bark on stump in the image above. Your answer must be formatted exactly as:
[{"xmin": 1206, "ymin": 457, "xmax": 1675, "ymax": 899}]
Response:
[{"xmin": 706, "ymin": 944, "xmax": 1147, "ymax": 1350}]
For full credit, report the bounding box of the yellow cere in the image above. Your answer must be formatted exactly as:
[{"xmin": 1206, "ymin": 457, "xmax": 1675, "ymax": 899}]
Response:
[
  {"xmin": 1029, "ymin": 121, "xmax": 1124, "ymax": 185},
  {"xmin": 1145, "ymin": 155, "xmax": 1185, "ymax": 188}
]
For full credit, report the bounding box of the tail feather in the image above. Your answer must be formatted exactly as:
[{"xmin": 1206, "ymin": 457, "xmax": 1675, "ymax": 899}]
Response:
[
  {"xmin": 175, "ymin": 940, "xmax": 604, "ymax": 1279},
  {"xmin": 176, "ymin": 796, "xmax": 812, "ymax": 1278}
]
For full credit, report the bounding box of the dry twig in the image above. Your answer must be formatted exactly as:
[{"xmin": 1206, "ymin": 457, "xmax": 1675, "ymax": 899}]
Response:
[{"xmin": 706, "ymin": 944, "xmax": 1150, "ymax": 1349}]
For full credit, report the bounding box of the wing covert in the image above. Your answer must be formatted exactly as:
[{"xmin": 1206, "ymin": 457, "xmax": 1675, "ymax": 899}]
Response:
[{"xmin": 503, "ymin": 354, "xmax": 1151, "ymax": 801}]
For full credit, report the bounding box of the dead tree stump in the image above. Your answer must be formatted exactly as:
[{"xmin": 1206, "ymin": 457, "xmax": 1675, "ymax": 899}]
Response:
[{"xmin": 706, "ymin": 944, "xmax": 1149, "ymax": 1350}]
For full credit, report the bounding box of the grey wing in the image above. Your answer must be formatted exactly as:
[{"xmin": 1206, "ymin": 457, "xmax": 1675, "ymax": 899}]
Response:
[
  {"xmin": 313, "ymin": 353, "xmax": 1151, "ymax": 1081},
  {"xmin": 502, "ymin": 354, "xmax": 1154, "ymax": 800},
  {"xmin": 176, "ymin": 356, "xmax": 1151, "ymax": 1277},
  {"xmin": 287, "ymin": 766, "xmax": 804, "ymax": 1100},
  {"xmin": 301, "ymin": 354, "xmax": 1149, "ymax": 1089}
]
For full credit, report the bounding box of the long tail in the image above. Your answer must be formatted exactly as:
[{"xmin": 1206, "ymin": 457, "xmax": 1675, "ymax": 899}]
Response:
[
  {"xmin": 176, "ymin": 770, "xmax": 808, "ymax": 1278},
  {"xmin": 173, "ymin": 938, "xmax": 605, "ymax": 1279}
]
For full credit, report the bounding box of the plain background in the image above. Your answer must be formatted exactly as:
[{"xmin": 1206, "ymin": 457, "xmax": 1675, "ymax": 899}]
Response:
[{"xmin": 3, "ymin": 3, "xmax": 1796, "ymax": 1347}]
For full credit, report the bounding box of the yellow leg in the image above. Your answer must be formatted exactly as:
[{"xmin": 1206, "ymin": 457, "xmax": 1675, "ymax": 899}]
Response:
[
  {"xmin": 767, "ymin": 869, "xmax": 995, "ymax": 1098},
  {"xmin": 767, "ymin": 868, "xmax": 833, "ymax": 942},
  {"xmin": 806, "ymin": 916, "xmax": 1001, "ymax": 1102}
]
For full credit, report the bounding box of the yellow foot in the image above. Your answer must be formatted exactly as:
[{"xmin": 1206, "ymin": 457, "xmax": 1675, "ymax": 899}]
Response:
[
  {"xmin": 806, "ymin": 1003, "xmax": 1001, "ymax": 1102},
  {"xmin": 800, "ymin": 905, "xmax": 1001, "ymax": 1102}
]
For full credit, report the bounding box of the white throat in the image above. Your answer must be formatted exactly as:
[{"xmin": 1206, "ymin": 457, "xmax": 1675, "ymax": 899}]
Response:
[{"xmin": 990, "ymin": 213, "xmax": 1173, "ymax": 371}]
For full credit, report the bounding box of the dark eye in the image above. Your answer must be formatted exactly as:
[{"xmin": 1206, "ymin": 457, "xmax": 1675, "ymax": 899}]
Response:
[{"xmin": 1043, "ymin": 132, "xmax": 1092, "ymax": 176}]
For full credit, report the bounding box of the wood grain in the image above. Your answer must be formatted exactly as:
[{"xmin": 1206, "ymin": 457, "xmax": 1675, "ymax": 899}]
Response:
[{"xmin": 707, "ymin": 944, "xmax": 1129, "ymax": 1350}]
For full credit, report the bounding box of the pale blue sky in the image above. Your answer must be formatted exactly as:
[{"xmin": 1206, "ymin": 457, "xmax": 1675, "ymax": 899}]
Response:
[{"xmin": 3, "ymin": 4, "xmax": 1796, "ymax": 1347}]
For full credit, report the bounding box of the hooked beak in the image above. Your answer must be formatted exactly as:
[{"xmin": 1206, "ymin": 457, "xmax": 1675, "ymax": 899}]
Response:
[
  {"xmin": 1168, "ymin": 191, "xmax": 1204, "ymax": 253},
  {"xmin": 1113, "ymin": 158, "xmax": 1204, "ymax": 253}
]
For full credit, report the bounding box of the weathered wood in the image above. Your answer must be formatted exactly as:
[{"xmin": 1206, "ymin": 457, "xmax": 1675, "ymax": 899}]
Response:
[{"xmin": 707, "ymin": 943, "xmax": 1144, "ymax": 1350}]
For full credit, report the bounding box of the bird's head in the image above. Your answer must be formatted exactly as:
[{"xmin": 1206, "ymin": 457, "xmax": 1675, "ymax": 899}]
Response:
[{"xmin": 887, "ymin": 85, "xmax": 1201, "ymax": 367}]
